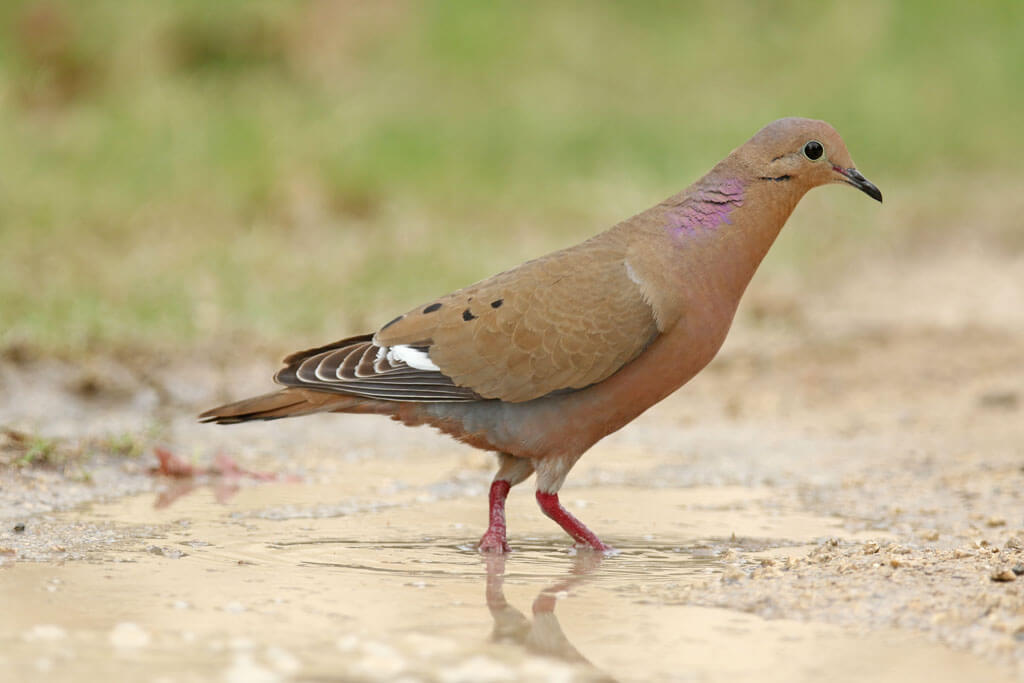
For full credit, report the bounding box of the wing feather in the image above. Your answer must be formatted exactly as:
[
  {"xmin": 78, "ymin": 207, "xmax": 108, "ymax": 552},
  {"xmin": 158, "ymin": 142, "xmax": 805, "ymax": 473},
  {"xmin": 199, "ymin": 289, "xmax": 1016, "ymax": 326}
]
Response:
[
  {"xmin": 275, "ymin": 334, "xmax": 481, "ymax": 402},
  {"xmin": 374, "ymin": 227, "xmax": 660, "ymax": 402}
]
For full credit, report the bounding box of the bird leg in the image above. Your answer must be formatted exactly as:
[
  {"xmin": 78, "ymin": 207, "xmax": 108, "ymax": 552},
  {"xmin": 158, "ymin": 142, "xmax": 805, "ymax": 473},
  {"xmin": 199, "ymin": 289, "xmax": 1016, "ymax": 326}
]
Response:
[
  {"xmin": 478, "ymin": 454, "xmax": 535, "ymax": 553},
  {"xmin": 535, "ymin": 491, "xmax": 611, "ymax": 552},
  {"xmin": 478, "ymin": 479, "xmax": 513, "ymax": 553}
]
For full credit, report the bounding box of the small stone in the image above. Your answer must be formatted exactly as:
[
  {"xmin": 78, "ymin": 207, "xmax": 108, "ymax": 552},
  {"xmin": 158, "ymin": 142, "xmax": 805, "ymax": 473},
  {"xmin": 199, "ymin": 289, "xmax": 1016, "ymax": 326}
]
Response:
[
  {"xmin": 986, "ymin": 517, "xmax": 1007, "ymax": 528},
  {"xmin": 109, "ymin": 622, "xmax": 151, "ymax": 648},
  {"xmin": 978, "ymin": 390, "xmax": 1019, "ymax": 409},
  {"xmin": 265, "ymin": 646, "xmax": 301, "ymax": 674},
  {"xmin": 24, "ymin": 625, "xmax": 67, "ymax": 641},
  {"xmin": 1005, "ymin": 536, "xmax": 1023, "ymax": 550},
  {"xmin": 13, "ymin": 523, "xmax": 25, "ymax": 533},
  {"xmin": 953, "ymin": 549, "xmax": 973, "ymax": 559},
  {"xmin": 918, "ymin": 529, "xmax": 939, "ymax": 541},
  {"xmin": 721, "ymin": 566, "xmax": 747, "ymax": 582},
  {"xmin": 229, "ymin": 637, "xmax": 256, "ymax": 651},
  {"xmin": 1012, "ymin": 564, "xmax": 1024, "ymax": 576},
  {"xmin": 224, "ymin": 653, "xmax": 280, "ymax": 683},
  {"xmin": 336, "ymin": 635, "xmax": 360, "ymax": 652},
  {"xmin": 990, "ymin": 568, "xmax": 1017, "ymax": 582},
  {"xmin": 862, "ymin": 541, "xmax": 881, "ymax": 555},
  {"xmin": 438, "ymin": 655, "xmax": 513, "ymax": 683}
]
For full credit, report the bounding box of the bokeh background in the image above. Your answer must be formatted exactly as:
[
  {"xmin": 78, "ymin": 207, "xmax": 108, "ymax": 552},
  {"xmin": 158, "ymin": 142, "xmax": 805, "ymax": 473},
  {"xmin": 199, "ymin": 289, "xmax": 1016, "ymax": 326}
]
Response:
[{"xmin": 1, "ymin": 0, "xmax": 1021, "ymax": 354}]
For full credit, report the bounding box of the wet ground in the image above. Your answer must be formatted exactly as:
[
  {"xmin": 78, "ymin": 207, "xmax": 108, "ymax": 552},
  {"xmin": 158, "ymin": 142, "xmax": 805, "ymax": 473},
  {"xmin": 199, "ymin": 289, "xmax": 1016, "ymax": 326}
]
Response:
[{"xmin": 1, "ymin": 244, "xmax": 1023, "ymax": 682}]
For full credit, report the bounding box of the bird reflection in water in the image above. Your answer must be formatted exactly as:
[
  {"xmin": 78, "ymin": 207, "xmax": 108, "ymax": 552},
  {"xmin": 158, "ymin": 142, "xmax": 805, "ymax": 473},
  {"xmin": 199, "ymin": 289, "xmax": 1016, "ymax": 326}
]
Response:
[{"xmin": 484, "ymin": 551, "xmax": 617, "ymax": 682}]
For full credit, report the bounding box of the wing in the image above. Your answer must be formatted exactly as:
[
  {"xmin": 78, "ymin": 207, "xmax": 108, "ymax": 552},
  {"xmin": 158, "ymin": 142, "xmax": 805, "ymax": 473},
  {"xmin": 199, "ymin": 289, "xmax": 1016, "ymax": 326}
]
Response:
[
  {"xmin": 275, "ymin": 334, "xmax": 482, "ymax": 402},
  {"xmin": 374, "ymin": 228, "xmax": 660, "ymax": 402}
]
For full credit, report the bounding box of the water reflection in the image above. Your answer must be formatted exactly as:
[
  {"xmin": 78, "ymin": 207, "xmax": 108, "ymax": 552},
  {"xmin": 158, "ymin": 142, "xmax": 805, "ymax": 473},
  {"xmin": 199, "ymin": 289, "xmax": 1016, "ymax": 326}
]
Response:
[{"xmin": 484, "ymin": 551, "xmax": 617, "ymax": 682}]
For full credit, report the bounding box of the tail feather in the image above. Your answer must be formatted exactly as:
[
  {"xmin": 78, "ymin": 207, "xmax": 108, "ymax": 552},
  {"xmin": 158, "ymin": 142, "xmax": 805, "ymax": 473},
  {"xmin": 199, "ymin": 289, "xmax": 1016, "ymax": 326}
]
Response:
[{"xmin": 198, "ymin": 388, "xmax": 379, "ymax": 424}]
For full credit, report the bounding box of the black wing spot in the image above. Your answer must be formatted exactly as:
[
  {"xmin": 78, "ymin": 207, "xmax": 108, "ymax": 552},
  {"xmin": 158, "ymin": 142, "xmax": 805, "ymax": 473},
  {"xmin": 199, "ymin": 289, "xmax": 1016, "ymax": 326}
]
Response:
[
  {"xmin": 462, "ymin": 309, "xmax": 477, "ymax": 321},
  {"xmin": 381, "ymin": 315, "xmax": 404, "ymax": 330},
  {"xmin": 490, "ymin": 299, "xmax": 503, "ymax": 308},
  {"xmin": 759, "ymin": 175, "xmax": 791, "ymax": 182},
  {"xmin": 423, "ymin": 303, "xmax": 441, "ymax": 313}
]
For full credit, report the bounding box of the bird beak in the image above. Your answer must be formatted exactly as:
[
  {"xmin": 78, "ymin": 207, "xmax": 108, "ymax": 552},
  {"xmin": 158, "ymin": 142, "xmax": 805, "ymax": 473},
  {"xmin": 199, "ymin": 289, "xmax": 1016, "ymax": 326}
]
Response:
[{"xmin": 833, "ymin": 166, "xmax": 883, "ymax": 203}]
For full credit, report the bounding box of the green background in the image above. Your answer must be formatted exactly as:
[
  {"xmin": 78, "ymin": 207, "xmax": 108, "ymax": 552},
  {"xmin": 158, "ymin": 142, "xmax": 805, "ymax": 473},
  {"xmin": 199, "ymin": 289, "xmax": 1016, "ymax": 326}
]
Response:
[{"xmin": 1, "ymin": 1, "xmax": 1020, "ymax": 353}]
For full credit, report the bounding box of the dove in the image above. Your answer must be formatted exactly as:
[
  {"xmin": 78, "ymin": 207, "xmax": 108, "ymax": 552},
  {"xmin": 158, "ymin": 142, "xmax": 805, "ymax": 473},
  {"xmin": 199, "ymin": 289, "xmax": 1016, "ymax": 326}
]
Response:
[{"xmin": 200, "ymin": 117, "xmax": 881, "ymax": 553}]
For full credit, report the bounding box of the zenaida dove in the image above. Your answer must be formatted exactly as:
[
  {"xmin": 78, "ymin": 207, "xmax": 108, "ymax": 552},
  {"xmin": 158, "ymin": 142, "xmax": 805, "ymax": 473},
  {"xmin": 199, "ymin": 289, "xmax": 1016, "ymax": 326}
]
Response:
[{"xmin": 200, "ymin": 117, "xmax": 882, "ymax": 553}]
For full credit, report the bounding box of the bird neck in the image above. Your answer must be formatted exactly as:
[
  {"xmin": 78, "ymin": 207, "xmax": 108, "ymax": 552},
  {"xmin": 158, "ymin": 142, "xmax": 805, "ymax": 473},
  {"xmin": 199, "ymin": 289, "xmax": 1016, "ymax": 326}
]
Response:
[{"xmin": 656, "ymin": 166, "xmax": 808, "ymax": 316}]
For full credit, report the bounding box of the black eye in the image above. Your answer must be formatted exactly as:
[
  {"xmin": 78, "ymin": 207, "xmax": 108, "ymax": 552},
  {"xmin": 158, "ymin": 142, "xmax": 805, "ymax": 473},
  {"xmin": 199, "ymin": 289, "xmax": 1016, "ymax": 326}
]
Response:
[{"xmin": 803, "ymin": 140, "xmax": 824, "ymax": 160}]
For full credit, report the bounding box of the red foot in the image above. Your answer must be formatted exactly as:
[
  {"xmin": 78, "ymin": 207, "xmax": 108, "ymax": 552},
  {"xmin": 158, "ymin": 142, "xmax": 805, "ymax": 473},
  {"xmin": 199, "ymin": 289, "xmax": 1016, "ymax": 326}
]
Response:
[
  {"xmin": 535, "ymin": 491, "xmax": 611, "ymax": 552},
  {"xmin": 477, "ymin": 480, "xmax": 512, "ymax": 553},
  {"xmin": 478, "ymin": 530, "xmax": 510, "ymax": 554},
  {"xmin": 152, "ymin": 447, "xmax": 197, "ymax": 478}
]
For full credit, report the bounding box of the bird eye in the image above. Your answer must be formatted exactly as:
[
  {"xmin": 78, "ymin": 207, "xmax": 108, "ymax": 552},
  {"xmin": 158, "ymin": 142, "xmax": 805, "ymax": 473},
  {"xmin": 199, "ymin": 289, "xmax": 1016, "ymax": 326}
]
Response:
[{"xmin": 803, "ymin": 140, "xmax": 824, "ymax": 160}]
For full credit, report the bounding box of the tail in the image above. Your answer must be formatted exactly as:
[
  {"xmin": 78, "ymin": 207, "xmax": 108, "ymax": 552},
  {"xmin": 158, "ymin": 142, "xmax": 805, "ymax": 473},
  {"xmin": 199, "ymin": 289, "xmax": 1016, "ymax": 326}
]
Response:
[{"xmin": 198, "ymin": 387, "xmax": 383, "ymax": 424}]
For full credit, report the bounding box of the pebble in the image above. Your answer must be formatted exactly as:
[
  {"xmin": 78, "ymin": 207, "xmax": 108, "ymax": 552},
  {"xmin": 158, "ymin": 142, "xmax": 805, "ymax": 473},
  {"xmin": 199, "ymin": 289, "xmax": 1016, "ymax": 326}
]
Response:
[
  {"xmin": 438, "ymin": 655, "xmax": 515, "ymax": 683},
  {"xmin": 990, "ymin": 567, "xmax": 1017, "ymax": 582},
  {"xmin": 336, "ymin": 635, "xmax": 360, "ymax": 652},
  {"xmin": 403, "ymin": 633, "xmax": 458, "ymax": 657},
  {"xmin": 721, "ymin": 566, "xmax": 747, "ymax": 582},
  {"xmin": 224, "ymin": 653, "xmax": 281, "ymax": 683},
  {"xmin": 986, "ymin": 516, "xmax": 1007, "ymax": 528},
  {"xmin": 351, "ymin": 640, "xmax": 407, "ymax": 678},
  {"xmin": 720, "ymin": 549, "xmax": 740, "ymax": 562},
  {"xmin": 109, "ymin": 622, "xmax": 151, "ymax": 648},
  {"xmin": 265, "ymin": 646, "xmax": 301, "ymax": 674},
  {"xmin": 520, "ymin": 657, "xmax": 577, "ymax": 683},
  {"xmin": 24, "ymin": 624, "xmax": 67, "ymax": 641}
]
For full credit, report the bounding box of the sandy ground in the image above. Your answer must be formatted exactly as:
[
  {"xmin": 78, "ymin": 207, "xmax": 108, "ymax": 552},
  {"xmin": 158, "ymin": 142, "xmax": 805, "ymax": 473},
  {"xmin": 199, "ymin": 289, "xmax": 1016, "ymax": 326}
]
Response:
[{"xmin": 0, "ymin": 242, "xmax": 1022, "ymax": 682}]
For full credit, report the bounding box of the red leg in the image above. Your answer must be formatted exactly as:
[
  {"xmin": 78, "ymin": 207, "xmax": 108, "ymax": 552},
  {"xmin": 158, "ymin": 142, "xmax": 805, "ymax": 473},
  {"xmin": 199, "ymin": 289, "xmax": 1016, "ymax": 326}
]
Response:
[
  {"xmin": 478, "ymin": 480, "xmax": 512, "ymax": 553},
  {"xmin": 535, "ymin": 491, "xmax": 611, "ymax": 551}
]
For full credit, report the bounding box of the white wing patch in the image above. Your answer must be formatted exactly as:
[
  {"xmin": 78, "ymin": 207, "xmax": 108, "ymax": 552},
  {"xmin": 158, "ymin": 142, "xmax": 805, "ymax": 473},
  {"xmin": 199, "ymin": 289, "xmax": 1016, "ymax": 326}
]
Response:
[
  {"xmin": 624, "ymin": 259, "xmax": 644, "ymax": 286},
  {"xmin": 386, "ymin": 344, "xmax": 441, "ymax": 372}
]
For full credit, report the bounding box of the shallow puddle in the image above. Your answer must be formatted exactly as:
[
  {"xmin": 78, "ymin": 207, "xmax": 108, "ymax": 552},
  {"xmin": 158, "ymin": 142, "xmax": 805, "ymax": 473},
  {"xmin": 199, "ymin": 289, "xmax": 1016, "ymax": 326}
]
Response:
[{"xmin": 1, "ymin": 469, "xmax": 1016, "ymax": 683}]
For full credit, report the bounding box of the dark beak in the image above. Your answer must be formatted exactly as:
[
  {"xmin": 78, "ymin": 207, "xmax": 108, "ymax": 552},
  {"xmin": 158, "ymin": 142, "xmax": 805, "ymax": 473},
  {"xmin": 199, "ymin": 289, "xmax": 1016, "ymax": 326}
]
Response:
[{"xmin": 835, "ymin": 166, "xmax": 883, "ymax": 203}]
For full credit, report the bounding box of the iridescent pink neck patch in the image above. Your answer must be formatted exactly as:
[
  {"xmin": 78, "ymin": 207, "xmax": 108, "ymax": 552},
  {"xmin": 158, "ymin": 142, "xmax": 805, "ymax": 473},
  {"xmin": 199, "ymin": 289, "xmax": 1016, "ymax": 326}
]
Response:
[{"xmin": 666, "ymin": 178, "xmax": 744, "ymax": 237}]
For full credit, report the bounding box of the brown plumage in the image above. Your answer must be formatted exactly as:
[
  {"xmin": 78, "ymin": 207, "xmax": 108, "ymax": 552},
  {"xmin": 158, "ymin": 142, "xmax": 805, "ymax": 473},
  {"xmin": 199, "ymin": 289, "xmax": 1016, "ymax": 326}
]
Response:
[{"xmin": 200, "ymin": 117, "xmax": 882, "ymax": 552}]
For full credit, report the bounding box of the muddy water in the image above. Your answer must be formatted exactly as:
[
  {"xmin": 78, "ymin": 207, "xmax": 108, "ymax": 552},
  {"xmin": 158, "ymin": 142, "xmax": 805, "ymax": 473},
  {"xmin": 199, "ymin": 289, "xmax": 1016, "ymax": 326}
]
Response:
[
  {"xmin": 3, "ymin": 247, "xmax": 1024, "ymax": 681},
  {"xmin": 1, "ymin": 467, "xmax": 1015, "ymax": 683}
]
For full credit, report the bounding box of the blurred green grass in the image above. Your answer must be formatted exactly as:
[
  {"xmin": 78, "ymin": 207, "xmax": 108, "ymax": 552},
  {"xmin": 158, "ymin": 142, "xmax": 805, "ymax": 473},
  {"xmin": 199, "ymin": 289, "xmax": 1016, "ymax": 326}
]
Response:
[{"xmin": 0, "ymin": 0, "xmax": 1021, "ymax": 353}]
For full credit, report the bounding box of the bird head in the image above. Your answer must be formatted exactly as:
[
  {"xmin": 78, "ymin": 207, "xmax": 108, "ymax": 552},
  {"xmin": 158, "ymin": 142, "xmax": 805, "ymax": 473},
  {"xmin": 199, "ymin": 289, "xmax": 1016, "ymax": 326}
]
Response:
[{"xmin": 740, "ymin": 117, "xmax": 882, "ymax": 202}]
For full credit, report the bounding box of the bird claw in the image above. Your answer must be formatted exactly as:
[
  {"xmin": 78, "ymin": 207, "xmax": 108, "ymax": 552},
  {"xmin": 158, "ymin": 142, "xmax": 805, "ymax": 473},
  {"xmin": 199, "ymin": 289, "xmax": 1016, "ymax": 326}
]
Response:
[{"xmin": 477, "ymin": 531, "xmax": 510, "ymax": 554}]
